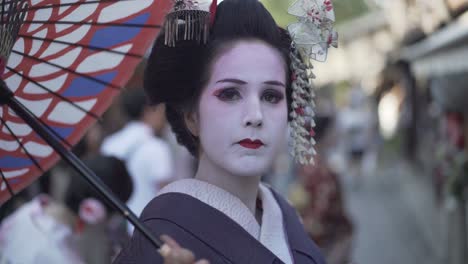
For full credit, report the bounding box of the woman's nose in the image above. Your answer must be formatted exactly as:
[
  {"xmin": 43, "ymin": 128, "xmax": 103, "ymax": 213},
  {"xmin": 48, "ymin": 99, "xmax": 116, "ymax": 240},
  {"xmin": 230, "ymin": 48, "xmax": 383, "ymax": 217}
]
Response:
[{"xmin": 243, "ymin": 98, "xmax": 263, "ymax": 127}]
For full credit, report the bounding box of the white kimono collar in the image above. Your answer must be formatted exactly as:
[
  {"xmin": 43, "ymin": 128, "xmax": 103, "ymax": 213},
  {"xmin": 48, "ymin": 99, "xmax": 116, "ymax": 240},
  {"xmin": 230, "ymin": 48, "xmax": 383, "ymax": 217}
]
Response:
[{"xmin": 157, "ymin": 178, "xmax": 293, "ymax": 264}]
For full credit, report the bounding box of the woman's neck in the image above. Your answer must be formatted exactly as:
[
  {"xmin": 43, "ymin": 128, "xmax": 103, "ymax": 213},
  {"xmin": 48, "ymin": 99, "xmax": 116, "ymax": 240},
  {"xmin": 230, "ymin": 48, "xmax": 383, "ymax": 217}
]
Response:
[{"xmin": 195, "ymin": 154, "xmax": 261, "ymax": 215}]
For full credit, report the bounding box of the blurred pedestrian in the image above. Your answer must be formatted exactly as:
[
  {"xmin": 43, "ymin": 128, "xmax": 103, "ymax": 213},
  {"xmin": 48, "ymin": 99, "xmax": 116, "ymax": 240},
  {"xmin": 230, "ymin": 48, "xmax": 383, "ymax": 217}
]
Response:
[
  {"xmin": 0, "ymin": 155, "xmax": 133, "ymax": 264},
  {"xmin": 290, "ymin": 116, "xmax": 354, "ymax": 264},
  {"xmin": 338, "ymin": 86, "xmax": 375, "ymax": 187},
  {"xmin": 100, "ymin": 89, "xmax": 174, "ymax": 233}
]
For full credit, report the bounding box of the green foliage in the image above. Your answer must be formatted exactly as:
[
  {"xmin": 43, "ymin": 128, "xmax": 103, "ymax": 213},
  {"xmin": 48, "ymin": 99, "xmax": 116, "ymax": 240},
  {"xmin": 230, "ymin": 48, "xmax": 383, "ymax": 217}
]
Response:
[
  {"xmin": 333, "ymin": 0, "xmax": 370, "ymax": 25},
  {"xmin": 260, "ymin": 0, "xmax": 296, "ymax": 28}
]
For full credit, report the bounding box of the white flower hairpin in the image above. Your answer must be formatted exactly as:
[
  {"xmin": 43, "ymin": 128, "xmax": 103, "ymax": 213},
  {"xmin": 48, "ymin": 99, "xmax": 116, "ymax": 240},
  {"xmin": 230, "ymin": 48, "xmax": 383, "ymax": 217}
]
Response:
[
  {"xmin": 288, "ymin": 0, "xmax": 338, "ymax": 62},
  {"xmin": 287, "ymin": 0, "xmax": 338, "ymax": 164}
]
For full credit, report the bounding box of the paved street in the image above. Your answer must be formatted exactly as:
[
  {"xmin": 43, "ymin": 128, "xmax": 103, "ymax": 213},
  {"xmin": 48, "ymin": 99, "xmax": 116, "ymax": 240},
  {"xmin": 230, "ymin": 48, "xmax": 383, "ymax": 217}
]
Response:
[{"xmin": 342, "ymin": 160, "xmax": 439, "ymax": 264}]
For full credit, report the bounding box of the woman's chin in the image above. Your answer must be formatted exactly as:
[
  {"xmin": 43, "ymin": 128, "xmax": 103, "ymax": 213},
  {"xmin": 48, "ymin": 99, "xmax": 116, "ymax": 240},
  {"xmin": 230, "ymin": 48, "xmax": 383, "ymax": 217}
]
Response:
[{"xmin": 226, "ymin": 156, "xmax": 272, "ymax": 177}]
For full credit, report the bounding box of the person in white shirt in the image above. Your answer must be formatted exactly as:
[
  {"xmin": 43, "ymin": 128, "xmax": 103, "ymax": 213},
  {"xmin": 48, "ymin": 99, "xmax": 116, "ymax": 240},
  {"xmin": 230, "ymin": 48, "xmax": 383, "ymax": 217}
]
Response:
[{"xmin": 100, "ymin": 90, "xmax": 174, "ymax": 232}]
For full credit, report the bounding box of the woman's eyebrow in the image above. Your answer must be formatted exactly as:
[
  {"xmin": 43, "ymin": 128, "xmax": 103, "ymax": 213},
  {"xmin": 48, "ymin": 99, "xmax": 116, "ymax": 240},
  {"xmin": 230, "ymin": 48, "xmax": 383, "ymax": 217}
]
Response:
[
  {"xmin": 216, "ymin": 79, "xmax": 285, "ymax": 87},
  {"xmin": 263, "ymin": 80, "xmax": 285, "ymax": 87},
  {"xmin": 216, "ymin": 78, "xmax": 247, "ymax": 85}
]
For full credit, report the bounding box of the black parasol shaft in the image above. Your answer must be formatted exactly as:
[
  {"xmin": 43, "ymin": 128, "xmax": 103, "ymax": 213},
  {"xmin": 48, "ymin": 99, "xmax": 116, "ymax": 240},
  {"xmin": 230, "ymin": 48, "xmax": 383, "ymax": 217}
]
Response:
[{"xmin": 0, "ymin": 80, "xmax": 162, "ymax": 249}]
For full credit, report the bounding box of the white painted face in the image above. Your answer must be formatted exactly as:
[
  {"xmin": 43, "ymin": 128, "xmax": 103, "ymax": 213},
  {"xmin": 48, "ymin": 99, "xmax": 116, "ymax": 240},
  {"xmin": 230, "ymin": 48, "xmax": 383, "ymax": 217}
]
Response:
[{"xmin": 195, "ymin": 40, "xmax": 288, "ymax": 177}]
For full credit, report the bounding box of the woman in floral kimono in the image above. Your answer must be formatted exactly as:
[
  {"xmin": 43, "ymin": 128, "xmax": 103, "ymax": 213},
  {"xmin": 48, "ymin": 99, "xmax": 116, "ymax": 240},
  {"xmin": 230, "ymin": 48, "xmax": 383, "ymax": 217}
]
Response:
[{"xmin": 114, "ymin": 0, "xmax": 337, "ymax": 263}]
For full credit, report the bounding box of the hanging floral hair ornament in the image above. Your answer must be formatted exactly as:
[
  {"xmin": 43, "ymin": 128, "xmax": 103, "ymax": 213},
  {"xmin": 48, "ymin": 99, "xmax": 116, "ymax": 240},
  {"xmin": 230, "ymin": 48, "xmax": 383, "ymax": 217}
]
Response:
[
  {"xmin": 287, "ymin": 0, "xmax": 338, "ymax": 164},
  {"xmin": 164, "ymin": 0, "xmax": 218, "ymax": 47}
]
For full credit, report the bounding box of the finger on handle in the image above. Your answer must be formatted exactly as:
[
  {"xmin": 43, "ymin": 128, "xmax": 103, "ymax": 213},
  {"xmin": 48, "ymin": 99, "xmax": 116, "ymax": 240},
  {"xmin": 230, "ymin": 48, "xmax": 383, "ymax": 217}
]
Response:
[
  {"xmin": 161, "ymin": 234, "xmax": 181, "ymax": 249},
  {"xmin": 194, "ymin": 259, "xmax": 210, "ymax": 264},
  {"xmin": 159, "ymin": 234, "xmax": 198, "ymax": 263}
]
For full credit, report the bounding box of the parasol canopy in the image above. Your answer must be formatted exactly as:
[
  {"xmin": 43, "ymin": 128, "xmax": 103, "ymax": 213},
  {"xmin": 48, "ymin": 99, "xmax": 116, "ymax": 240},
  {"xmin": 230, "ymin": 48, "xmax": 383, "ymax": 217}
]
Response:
[{"xmin": 0, "ymin": 0, "xmax": 171, "ymax": 204}]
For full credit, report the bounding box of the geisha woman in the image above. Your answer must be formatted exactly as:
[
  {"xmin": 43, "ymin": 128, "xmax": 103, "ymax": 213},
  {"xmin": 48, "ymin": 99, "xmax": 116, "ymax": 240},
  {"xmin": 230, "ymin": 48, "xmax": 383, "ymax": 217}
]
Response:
[{"xmin": 114, "ymin": 0, "xmax": 337, "ymax": 263}]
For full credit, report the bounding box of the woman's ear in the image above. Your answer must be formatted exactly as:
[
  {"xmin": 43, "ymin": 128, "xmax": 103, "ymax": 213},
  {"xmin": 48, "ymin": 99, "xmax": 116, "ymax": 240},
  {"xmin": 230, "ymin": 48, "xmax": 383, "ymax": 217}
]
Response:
[{"xmin": 184, "ymin": 111, "xmax": 199, "ymax": 137}]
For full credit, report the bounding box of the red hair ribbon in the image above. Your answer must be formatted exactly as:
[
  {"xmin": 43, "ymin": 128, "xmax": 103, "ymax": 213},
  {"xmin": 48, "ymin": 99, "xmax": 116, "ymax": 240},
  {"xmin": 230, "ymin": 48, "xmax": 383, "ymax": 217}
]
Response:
[{"xmin": 209, "ymin": 0, "xmax": 218, "ymax": 25}]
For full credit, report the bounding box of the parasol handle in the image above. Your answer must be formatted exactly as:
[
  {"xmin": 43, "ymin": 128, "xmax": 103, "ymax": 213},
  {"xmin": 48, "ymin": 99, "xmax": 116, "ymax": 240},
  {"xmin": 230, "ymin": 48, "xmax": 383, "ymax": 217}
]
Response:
[{"xmin": 0, "ymin": 80, "xmax": 163, "ymax": 249}]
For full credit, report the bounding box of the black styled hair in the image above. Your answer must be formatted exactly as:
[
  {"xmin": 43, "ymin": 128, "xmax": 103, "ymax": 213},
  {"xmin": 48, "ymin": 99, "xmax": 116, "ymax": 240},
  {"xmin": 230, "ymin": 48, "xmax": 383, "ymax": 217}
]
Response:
[
  {"xmin": 121, "ymin": 89, "xmax": 148, "ymax": 120},
  {"xmin": 144, "ymin": 0, "xmax": 292, "ymax": 156},
  {"xmin": 64, "ymin": 155, "xmax": 133, "ymax": 215}
]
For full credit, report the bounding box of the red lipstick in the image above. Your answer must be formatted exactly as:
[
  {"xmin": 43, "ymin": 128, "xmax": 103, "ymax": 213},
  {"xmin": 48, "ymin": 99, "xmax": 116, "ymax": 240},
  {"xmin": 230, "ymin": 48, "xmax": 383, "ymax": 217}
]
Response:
[{"xmin": 238, "ymin": 139, "xmax": 264, "ymax": 149}]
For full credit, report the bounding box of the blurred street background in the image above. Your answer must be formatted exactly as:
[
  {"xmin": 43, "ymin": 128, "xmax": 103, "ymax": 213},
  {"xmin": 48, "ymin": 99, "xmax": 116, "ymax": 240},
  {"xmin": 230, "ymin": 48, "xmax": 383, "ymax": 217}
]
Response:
[
  {"xmin": 267, "ymin": 1, "xmax": 468, "ymax": 263},
  {"xmin": 1, "ymin": 0, "xmax": 468, "ymax": 264}
]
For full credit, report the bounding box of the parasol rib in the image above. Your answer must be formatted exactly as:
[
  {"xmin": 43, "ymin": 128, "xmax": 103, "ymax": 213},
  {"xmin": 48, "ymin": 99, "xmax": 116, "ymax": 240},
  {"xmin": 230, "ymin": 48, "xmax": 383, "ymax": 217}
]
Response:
[
  {"xmin": 0, "ymin": 115, "xmax": 45, "ymax": 173},
  {"xmin": 22, "ymin": 20, "xmax": 162, "ymax": 28},
  {"xmin": 3, "ymin": 83, "xmax": 75, "ymax": 149},
  {"xmin": 18, "ymin": 34, "xmax": 143, "ymax": 58},
  {"xmin": 6, "ymin": 66, "xmax": 102, "ymax": 123},
  {"xmin": 21, "ymin": 109, "xmax": 74, "ymax": 149},
  {"xmin": 0, "ymin": 168, "xmax": 15, "ymax": 198},
  {"xmin": 19, "ymin": 0, "xmax": 134, "ymax": 12},
  {"xmin": 18, "ymin": 103, "xmax": 74, "ymax": 149},
  {"xmin": 11, "ymin": 49, "xmax": 122, "ymax": 90}
]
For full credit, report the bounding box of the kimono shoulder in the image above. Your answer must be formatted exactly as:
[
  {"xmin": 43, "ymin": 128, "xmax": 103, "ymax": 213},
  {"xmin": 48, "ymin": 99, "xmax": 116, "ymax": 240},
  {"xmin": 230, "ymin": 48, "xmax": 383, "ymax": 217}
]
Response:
[{"xmin": 113, "ymin": 192, "xmax": 282, "ymax": 264}]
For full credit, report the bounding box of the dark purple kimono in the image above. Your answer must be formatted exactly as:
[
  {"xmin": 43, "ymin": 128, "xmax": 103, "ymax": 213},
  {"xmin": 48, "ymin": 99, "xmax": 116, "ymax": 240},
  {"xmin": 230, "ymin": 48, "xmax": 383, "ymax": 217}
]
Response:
[{"xmin": 114, "ymin": 189, "xmax": 326, "ymax": 264}]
